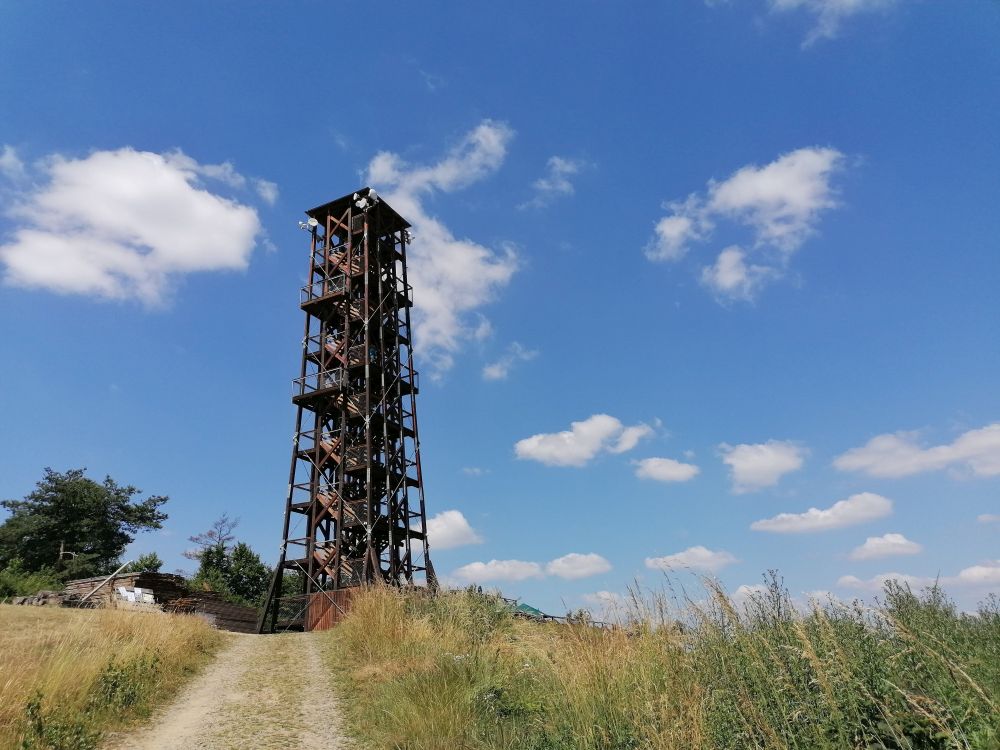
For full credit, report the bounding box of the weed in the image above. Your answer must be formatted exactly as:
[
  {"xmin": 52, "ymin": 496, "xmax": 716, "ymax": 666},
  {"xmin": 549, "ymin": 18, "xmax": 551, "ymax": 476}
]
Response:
[
  {"xmin": 322, "ymin": 581, "xmax": 1000, "ymax": 750},
  {"xmin": 19, "ymin": 694, "xmax": 98, "ymax": 750},
  {"xmin": 0, "ymin": 606, "xmax": 225, "ymax": 749}
]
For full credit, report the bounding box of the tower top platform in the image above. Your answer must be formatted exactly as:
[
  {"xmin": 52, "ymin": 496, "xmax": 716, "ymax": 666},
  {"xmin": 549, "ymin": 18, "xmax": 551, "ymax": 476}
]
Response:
[{"xmin": 305, "ymin": 186, "xmax": 411, "ymax": 232}]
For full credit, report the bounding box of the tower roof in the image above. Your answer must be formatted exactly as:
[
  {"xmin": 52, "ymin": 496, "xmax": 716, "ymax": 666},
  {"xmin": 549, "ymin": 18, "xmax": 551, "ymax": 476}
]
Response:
[{"xmin": 305, "ymin": 187, "xmax": 411, "ymax": 232}]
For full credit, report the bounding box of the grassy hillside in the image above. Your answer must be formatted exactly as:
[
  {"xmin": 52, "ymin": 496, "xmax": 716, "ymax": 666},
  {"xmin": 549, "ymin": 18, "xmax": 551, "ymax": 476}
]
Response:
[
  {"xmin": 0, "ymin": 605, "xmax": 225, "ymax": 750},
  {"xmin": 322, "ymin": 581, "xmax": 1000, "ymax": 750}
]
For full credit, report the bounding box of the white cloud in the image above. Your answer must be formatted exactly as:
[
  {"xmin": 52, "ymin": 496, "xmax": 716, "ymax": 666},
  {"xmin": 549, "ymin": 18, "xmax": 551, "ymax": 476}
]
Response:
[
  {"xmin": 515, "ymin": 414, "xmax": 653, "ymax": 467},
  {"xmin": 647, "ymin": 147, "xmax": 843, "ymax": 299},
  {"xmin": 0, "ymin": 145, "xmax": 26, "ymax": 180},
  {"xmin": 365, "ymin": 121, "xmax": 518, "ymax": 374},
  {"xmin": 732, "ymin": 583, "xmax": 770, "ymax": 607},
  {"xmin": 849, "ymin": 533, "xmax": 922, "ymax": 561},
  {"xmin": 834, "ymin": 424, "xmax": 1000, "ymax": 479},
  {"xmin": 634, "ymin": 457, "xmax": 700, "ymax": 482},
  {"xmin": 836, "ymin": 572, "xmax": 927, "ymax": 592},
  {"xmin": 426, "ymin": 510, "xmax": 483, "ymax": 550},
  {"xmin": 645, "ymin": 545, "xmax": 739, "ymax": 573},
  {"xmin": 838, "ymin": 560, "xmax": 1000, "ymax": 592},
  {"xmin": 452, "ymin": 559, "xmax": 544, "ymax": 583},
  {"xmin": 582, "ymin": 590, "xmax": 624, "ymax": 607},
  {"xmin": 254, "ymin": 179, "xmax": 279, "ymax": 205},
  {"xmin": 751, "ymin": 492, "xmax": 892, "ymax": 533},
  {"xmin": 647, "ymin": 205, "xmax": 705, "ymax": 262},
  {"xmin": 0, "ymin": 148, "xmax": 266, "ymax": 305},
  {"xmin": 701, "ymin": 246, "xmax": 775, "ymax": 300},
  {"xmin": 768, "ymin": 0, "xmax": 896, "ymax": 46},
  {"xmin": 462, "ymin": 467, "xmax": 489, "ymax": 477},
  {"xmin": 978, "ymin": 514, "xmax": 1000, "ymax": 524},
  {"xmin": 163, "ymin": 151, "xmax": 248, "ymax": 189},
  {"xmin": 708, "ymin": 147, "xmax": 843, "ymax": 250},
  {"xmin": 720, "ymin": 440, "xmax": 805, "ymax": 493},
  {"xmin": 482, "ymin": 342, "xmax": 538, "ymax": 380},
  {"xmin": 610, "ymin": 423, "xmax": 655, "ymax": 454},
  {"xmin": 581, "ymin": 590, "xmax": 626, "ymax": 620},
  {"xmin": 953, "ymin": 561, "xmax": 1000, "ymax": 587},
  {"xmin": 546, "ymin": 553, "xmax": 612, "ymax": 580},
  {"xmin": 521, "ymin": 156, "xmax": 588, "ymax": 209}
]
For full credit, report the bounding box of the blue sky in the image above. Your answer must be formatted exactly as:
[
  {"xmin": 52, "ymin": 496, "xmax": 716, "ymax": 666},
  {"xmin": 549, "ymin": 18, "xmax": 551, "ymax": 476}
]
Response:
[{"xmin": 1, "ymin": 1, "xmax": 998, "ymax": 615}]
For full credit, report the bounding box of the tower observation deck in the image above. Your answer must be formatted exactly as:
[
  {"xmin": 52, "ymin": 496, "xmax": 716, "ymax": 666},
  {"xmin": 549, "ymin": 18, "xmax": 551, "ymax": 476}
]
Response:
[{"xmin": 258, "ymin": 188, "xmax": 435, "ymax": 633}]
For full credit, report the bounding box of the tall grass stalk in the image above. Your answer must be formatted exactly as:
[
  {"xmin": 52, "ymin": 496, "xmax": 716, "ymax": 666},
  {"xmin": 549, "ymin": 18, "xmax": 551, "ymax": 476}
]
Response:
[
  {"xmin": 0, "ymin": 604, "xmax": 225, "ymax": 750},
  {"xmin": 322, "ymin": 579, "xmax": 1000, "ymax": 750}
]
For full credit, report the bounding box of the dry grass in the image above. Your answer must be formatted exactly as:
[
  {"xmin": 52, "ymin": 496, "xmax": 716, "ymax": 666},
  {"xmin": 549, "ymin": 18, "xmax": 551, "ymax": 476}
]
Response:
[
  {"xmin": 0, "ymin": 604, "xmax": 225, "ymax": 750},
  {"xmin": 322, "ymin": 580, "xmax": 1000, "ymax": 750}
]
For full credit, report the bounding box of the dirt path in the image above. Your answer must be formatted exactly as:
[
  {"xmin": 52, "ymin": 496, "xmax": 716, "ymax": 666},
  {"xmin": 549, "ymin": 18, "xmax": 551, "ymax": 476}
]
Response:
[{"xmin": 103, "ymin": 632, "xmax": 350, "ymax": 750}]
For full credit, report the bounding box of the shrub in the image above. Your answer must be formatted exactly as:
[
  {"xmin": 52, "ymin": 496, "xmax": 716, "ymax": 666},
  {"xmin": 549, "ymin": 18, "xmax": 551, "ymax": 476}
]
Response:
[{"xmin": 0, "ymin": 560, "xmax": 62, "ymax": 599}]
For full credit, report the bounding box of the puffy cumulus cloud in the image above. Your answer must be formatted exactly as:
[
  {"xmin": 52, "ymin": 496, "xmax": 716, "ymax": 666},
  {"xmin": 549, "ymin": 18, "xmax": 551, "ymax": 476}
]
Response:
[
  {"xmin": 546, "ymin": 553, "xmax": 612, "ymax": 580},
  {"xmin": 520, "ymin": 156, "xmax": 589, "ymax": 209},
  {"xmin": 365, "ymin": 121, "xmax": 517, "ymax": 374},
  {"xmin": 953, "ymin": 561, "xmax": 1000, "ymax": 587},
  {"xmin": 751, "ymin": 492, "xmax": 892, "ymax": 533},
  {"xmin": 848, "ymin": 532, "xmax": 922, "ymax": 561},
  {"xmin": 720, "ymin": 440, "xmax": 806, "ymax": 493},
  {"xmin": 767, "ymin": 0, "xmax": 897, "ymax": 46},
  {"xmin": 426, "ymin": 510, "xmax": 483, "ymax": 550},
  {"xmin": 0, "ymin": 147, "xmax": 269, "ymax": 305},
  {"xmin": 0, "ymin": 145, "xmax": 26, "ymax": 180},
  {"xmin": 634, "ymin": 457, "xmax": 700, "ymax": 483},
  {"xmin": 611, "ymin": 423, "xmax": 656, "ymax": 454},
  {"xmin": 732, "ymin": 583, "xmax": 770, "ymax": 608},
  {"xmin": 452, "ymin": 552, "xmax": 611, "ymax": 585},
  {"xmin": 482, "ymin": 342, "xmax": 538, "ymax": 381},
  {"xmin": 647, "ymin": 147, "xmax": 844, "ymax": 300},
  {"xmin": 709, "ymin": 147, "xmax": 843, "ymax": 250},
  {"xmin": 838, "ymin": 560, "xmax": 1000, "ymax": 592},
  {"xmin": 645, "ymin": 545, "xmax": 739, "ymax": 573},
  {"xmin": 254, "ymin": 179, "xmax": 279, "ymax": 206},
  {"xmin": 582, "ymin": 590, "xmax": 625, "ymax": 608},
  {"xmin": 581, "ymin": 590, "xmax": 627, "ymax": 620},
  {"xmin": 515, "ymin": 414, "xmax": 654, "ymax": 467},
  {"xmin": 834, "ymin": 424, "xmax": 1000, "ymax": 479},
  {"xmin": 452, "ymin": 559, "xmax": 543, "ymax": 583},
  {"xmin": 647, "ymin": 200, "xmax": 706, "ymax": 262},
  {"xmin": 836, "ymin": 572, "xmax": 926, "ymax": 592},
  {"xmin": 701, "ymin": 246, "xmax": 776, "ymax": 301}
]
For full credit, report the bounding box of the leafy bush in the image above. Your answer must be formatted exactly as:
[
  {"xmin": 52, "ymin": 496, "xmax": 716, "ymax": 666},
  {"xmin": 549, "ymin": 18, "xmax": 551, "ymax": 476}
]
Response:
[{"xmin": 0, "ymin": 559, "xmax": 62, "ymax": 599}]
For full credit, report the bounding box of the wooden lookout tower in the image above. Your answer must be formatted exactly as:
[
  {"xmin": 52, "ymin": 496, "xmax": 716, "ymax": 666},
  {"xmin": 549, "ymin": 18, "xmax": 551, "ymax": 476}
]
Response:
[{"xmin": 258, "ymin": 188, "xmax": 435, "ymax": 632}]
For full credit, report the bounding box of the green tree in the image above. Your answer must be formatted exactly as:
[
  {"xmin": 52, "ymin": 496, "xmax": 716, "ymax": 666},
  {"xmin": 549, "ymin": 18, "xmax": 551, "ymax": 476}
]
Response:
[
  {"xmin": 183, "ymin": 514, "xmax": 237, "ymax": 562},
  {"xmin": 0, "ymin": 468, "xmax": 167, "ymax": 580},
  {"xmin": 225, "ymin": 543, "xmax": 272, "ymax": 606},
  {"xmin": 187, "ymin": 516, "xmax": 271, "ymax": 607},
  {"xmin": 191, "ymin": 540, "xmax": 229, "ymax": 595},
  {"xmin": 126, "ymin": 552, "xmax": 164, "ymax": 573}
]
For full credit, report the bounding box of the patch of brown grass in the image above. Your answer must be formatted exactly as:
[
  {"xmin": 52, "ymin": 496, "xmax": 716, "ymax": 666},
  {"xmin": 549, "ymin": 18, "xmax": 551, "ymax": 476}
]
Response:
[{"xmin": 0, "ymin": 604, "xmax": 225, "ymax": 749}]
